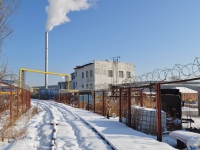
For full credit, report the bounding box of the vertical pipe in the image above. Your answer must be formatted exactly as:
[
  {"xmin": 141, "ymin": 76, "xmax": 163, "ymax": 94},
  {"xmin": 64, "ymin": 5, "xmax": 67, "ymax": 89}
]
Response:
[
  {"xmin": 10, "ymin": 85, "xmax": 13, "ymax": 125},
  {"xmin": 119, "ymin": 88, "xmax": 122, "ymax": 122},
  {"xmin": 156, "ymin": 83, "xmax": 162, "ymax": 142},
  {"xmin": 103, "ymin": 91, "xmax": 105, "ymax": 116},
  {"xmin": 128, "ymin": 88, "xmax": 131, "ymax": 127},
  {"xmin": 45, "ymin": 32, "xmax": 48, "ymax": 90},
  {"xmin": 94, "ymin": 91, "xmax": 96, "ymax": 113}
]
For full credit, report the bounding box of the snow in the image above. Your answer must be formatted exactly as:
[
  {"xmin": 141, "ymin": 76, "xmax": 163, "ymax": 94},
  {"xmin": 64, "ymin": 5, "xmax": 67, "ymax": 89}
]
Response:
[
  {"xmin": 169, "ymin": 130, "xmax": 200, "ymax": 149},
  {"xmin": 173, "ymin": 87, "xmax": 197, "ymax": 93},
  {"xmin": 0, "ymin": 99, "xmax": 177, "ymax": 150},
  {"xmin": 182, "ymin": 107, "xmax": 198, "ymax": 112},
  {"xmin": 169, "ymin": 130, "xmax": 200, "ymax": 144}
]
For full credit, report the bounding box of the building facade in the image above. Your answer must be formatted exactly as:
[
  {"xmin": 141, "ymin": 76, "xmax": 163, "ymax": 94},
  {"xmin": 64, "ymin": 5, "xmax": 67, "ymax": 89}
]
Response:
[{"xmin": 70, "ymin": 60, "xmax": 134, "ymax": 90}]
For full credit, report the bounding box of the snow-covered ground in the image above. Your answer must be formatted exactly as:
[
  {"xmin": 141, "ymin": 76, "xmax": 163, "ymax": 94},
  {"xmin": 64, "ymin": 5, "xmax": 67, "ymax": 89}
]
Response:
[{"xmin": 0, "ymin": 99, "xmax": 177, "ymax": 150}]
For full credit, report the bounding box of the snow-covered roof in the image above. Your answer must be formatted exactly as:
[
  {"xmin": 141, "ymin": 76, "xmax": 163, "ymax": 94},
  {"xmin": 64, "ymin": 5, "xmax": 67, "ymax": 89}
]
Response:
[
  {"xmin": 172, "ymin": 87, "xmax": 197, "ymax": 93},
  {"xmin": 143, "ymin": 92, "xmax": 156, "ymax": 95}
]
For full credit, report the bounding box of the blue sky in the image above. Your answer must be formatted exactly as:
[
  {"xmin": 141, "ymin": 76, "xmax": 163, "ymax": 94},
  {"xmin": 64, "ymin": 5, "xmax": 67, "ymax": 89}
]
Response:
[{"xmin": 3, "ymin": 0, "xmax": 200, "ymax": 87}]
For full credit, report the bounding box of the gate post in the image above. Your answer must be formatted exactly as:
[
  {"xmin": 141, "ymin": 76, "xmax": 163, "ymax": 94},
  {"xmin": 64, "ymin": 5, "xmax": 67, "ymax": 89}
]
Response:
[
  {"xmin": 198, "ymin": 88, "xmax": 200, "ymax": 116},
  {"xmin": 140, "ymin": 90, "xmax": 143, "ymax": 107},
  {"xmin": 156, "ymin": 83, "xmax": 162, "ymax": 142},
  {"xmin": 119, "ymin": 88, "xmax": 122, "ymax": 122},
  {"xmin": 29, "ymin": 91, "xmax": 31, "ymax": 109},
  {"xmin": 17, "ymin": 88, "xmax": 19, "ymax": 117},
  {"xmin": 128, "ymin": 87, "xmax": 131, "ymax": 127},
  {"xmin": 94, "ymin": 91, "xmax": 96, "ymax": 113},
  {"xmin": 26, "ymin": 90, "xmax": 28, "ymax": 111},
  {"xmin": 103, "ymin": 91, "xmax": 105, "ymax": 116},
  {"xmin": 22, "ymin": 89, "xmax": 24, "ymax": 113},
  {"xmin": 88, "ymin": 93, "xmax": 89, "ymax": 111},
  {"xmin": 83, "ymin": 95, "xmax": 84, "ymax": 109},
  {"xmin": 10, "ymin": 85, "xmax": 13, "ymax": 125}
]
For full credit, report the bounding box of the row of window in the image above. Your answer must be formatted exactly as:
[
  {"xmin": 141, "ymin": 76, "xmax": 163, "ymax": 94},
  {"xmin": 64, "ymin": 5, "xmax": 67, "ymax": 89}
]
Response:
[
  {"xmin": 72, "ymin": 70, "xmax": 93, "ymax": 80},
  {"xmin": 108, "ymin": 70, "xmax": 131, "ymax": 78},
  {"xmin": 72, "ymin": 70, "xmax": 131, "ymax": 79},
  {"xmin": 73, "ymin": 82, "xmax": 93, "ymax": 89},
  {"xmin": 82, "ymin": 70, "xmax": 93, "ymax": 78},
  {"xmin": 82, "ymin": 84, "xmax": 93, "ymax": 89}
]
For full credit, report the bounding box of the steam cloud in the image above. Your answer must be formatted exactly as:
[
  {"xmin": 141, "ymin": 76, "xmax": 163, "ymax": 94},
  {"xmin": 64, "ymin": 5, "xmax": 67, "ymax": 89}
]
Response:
[{"xmin": 46, "ymin": 0, "xmax": 96, "ymax": 31}]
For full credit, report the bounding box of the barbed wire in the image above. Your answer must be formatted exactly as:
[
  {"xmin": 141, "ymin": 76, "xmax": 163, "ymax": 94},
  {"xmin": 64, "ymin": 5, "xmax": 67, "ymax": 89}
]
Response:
[
  {"xmin": 122, "ymin": 57, "xmax": 200, "ymax": 87},
  {"xmin": 1, "ymin": 72, "xmax": 31, "ymax": 91}
]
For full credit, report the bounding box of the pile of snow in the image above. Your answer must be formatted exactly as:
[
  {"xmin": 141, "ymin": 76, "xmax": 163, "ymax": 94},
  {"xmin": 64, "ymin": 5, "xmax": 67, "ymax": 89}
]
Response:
[{"xmin": 169, "ymin": 130, "xmax": 200, "ymax": 149}]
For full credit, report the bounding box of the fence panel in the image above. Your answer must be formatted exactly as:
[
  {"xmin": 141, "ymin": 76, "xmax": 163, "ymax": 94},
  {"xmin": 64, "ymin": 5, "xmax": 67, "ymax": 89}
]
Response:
[{"xmin": 0, "ymin": 82, "xmax": 31, "ymax": 141}]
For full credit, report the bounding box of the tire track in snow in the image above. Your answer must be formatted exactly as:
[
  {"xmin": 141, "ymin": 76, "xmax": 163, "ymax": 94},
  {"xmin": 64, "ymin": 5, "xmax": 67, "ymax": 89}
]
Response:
[
  {"xmin": 39, "ymin": 100, "xmax": 81, "ymax": 150},
  {"xmin": 49, "ymin": 101, "xmax": 114, "ymax": 150}
]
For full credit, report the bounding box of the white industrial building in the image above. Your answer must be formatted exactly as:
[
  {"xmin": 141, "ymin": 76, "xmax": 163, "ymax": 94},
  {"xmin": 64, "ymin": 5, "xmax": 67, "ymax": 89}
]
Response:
[{"xmin": 70, "ymin": 60, "xmax": 134, "ymax": 90}]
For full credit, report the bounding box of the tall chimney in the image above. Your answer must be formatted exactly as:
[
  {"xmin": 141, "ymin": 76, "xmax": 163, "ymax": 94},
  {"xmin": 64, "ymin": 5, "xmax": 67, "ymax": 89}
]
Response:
[{"xmin": 45, "ymin": 32, "xmax": 48, "ymax": 90}]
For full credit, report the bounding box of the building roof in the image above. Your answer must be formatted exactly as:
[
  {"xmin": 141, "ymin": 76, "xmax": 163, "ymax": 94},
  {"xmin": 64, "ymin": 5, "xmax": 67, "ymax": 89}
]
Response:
[
  {"xmin": 173, "ymin": 87, "xmax": 197, "ymax": 93},
  {"xmin": 74, "ymin": 62, "xmax": 94, "ymax": 69}
]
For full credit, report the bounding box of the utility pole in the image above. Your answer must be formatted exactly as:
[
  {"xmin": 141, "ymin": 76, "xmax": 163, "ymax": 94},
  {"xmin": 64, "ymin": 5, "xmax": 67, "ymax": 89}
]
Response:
[{"xmin": 111, "ymin": 56, "xmax": 120, "ymax": 85}]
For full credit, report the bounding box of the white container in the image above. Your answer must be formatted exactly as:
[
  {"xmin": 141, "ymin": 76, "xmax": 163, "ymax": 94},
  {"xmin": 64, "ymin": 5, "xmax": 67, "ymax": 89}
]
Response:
[
  {"xmin": 131, "ymin": 105, "xmax": 166, "ymax": 135},
  {"xmin": 112, "ymin": 113, "xmax": 116, "ymax": 118}
]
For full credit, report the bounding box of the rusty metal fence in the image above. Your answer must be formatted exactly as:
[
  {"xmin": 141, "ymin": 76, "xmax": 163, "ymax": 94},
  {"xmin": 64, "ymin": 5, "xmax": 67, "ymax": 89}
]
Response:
[
  {"xmin": 0, "ymin": 82, "xmax": 31, "ymax": 126},
  {"xmin": 53, "ymin": 81, "xmax": 200, "ymax": 149},
  {"xmin": 53, "ymin": 57, "xmax": 200, "ymax": 149},
  {"xmin": 54, "ymin": 90, "xmax": 120, "ymax": 118}
]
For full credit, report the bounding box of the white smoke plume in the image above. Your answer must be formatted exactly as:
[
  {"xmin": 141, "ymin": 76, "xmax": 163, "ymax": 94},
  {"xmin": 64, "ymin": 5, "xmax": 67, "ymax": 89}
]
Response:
[{"xmin": 46, "ymin": 0, "xmax": 96, "ymax": 31}]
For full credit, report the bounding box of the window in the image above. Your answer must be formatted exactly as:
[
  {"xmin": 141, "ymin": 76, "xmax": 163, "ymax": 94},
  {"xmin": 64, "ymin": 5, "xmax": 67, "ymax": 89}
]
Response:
[
  {"xmin": 119, "ymin": 71, "xmax": 124, "ymax": 78},
  {"xmin": 82, "ymin": 84, "xmax": 84, "ymax": 89},
  {"xmin": 90, "ymin": 84, "xmax": 92, "ymax": 87},
  {"xmin": 108, "ymin": 70, "xmax": 113, "ymax": 77},
  {"xmin": 76, "ymin": 72, "xmax": 77, "ymax": 77},
  {"xmin": 82, "ymin": 72, "xmax": 84, "ymax": 78},
  {"xmin": 86, "ymin": 71, "xmax": 88, "ymax": 78},
  {"xmin": 86, "ymin": 84, "xmax": 88, "ymax": 89},
  {"xmin": 73, "ymin": 82, "xmax": 75, "ymax": 89},
  {"xmin": 126, "ymin": 71, "xmax": 131, "ymax": 78},
  {"xmin": 71, "ymin": 73, "xmax": 75, "ymax": 80},
  {"xmin": 90, "ymin": 70, "xmax": 93, "ymax": 77},
  {"xmin": 71, "ymin": 74, "xmax": 73, "ymax": 80}
]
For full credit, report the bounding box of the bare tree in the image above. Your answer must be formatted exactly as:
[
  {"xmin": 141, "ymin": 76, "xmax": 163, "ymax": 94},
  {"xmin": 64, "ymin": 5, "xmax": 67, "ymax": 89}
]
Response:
[
  {"xmin": 0, "ymin": 0, "xmax": 20, "ymax": 47},
  {"xmin": 0, "ymin": 0, "xmax": 20, "ymax": 80}
]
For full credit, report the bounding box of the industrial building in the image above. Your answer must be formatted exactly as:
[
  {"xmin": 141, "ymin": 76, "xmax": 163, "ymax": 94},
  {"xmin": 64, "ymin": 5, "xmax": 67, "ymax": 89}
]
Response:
[{"xmin": 70, "ymin": 60, "xmax": 134, "ymax": 90}]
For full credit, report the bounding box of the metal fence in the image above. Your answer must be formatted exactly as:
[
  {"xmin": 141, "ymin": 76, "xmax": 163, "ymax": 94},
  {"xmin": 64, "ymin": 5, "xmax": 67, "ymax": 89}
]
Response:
[
  {"xmin": 0, "ymin": 82, "xmax": 31, "ymax": 126},
  {"xmin": 53, "ymin": 58, "xmax": 200, "ymax": 149},
  {"xmin": 53, "ymin": 80, "xmax": 200, "ymax": 149}
]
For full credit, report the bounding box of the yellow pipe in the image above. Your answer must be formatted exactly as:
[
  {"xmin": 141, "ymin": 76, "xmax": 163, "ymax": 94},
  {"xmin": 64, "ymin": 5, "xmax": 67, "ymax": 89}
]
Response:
[
  {"xmin": 19, "ymin": 68, "xmax": 70, "ymax": 91},
  {"xmin": 0, "ymin": 92, "xmax": 17, "ymax": 95}
]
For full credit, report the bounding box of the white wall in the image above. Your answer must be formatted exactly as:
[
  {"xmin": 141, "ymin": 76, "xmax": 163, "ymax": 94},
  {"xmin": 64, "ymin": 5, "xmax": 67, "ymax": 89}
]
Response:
[
  {"xmin": 94, "ymin": 60, "xmax": 134, "ymax": 86},
  {"xmin": 71, "ymin": 64, "xmax": 94, "ymax": 89},
  {"xmin": 71, "ymin": 60, "xmax": 134, "ymax": 90}
]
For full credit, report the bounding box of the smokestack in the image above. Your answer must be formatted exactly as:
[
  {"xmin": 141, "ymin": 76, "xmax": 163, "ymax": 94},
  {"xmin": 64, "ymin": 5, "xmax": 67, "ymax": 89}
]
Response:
[{"xmin": 45, "ymin": 32, "xmax": 48, "ymax": 90}]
